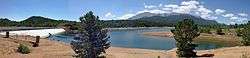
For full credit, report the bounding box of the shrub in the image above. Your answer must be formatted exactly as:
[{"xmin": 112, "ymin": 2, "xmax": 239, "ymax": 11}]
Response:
[
  {"xmin": 17, "ymin": 44, "xmax": 30, "ymax": 54},
  {"xmin": 216, "ymin": 28, "xmax": 225, "ymax": 35},
  {"xmin": 236, "ymin": 28, "xmax": 244, "ymax": 36},
  {"xmin": 200, "ymin": 27, "xmax": 212, "ymax": 34},
  {"xmin": 237, "ymin": 24, "xmax": 250, "ymax": 46}
]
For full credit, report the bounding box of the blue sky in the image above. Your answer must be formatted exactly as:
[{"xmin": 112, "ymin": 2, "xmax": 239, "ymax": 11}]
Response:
[{"xmin": 0, "ymin": 0, "xmax": 249, "ymax": 24}]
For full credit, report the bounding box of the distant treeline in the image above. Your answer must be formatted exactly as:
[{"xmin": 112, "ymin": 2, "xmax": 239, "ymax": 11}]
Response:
[
  {"xmin": 0, "ymin": 16, "xmax": 244, "ymax": 28},
  {"xmin": 0, "ymin": 16, "xmax": 177, "ymax": 28},
  {"xmin": 0, "ymin": 16, "xmax": 77, "ymax": 27},
  {"xmin": 0, "ymin": 16, "xmax": 177, "ymax": 27},
  {"xmin": 100, "ymin": 20, "xmax": 175, "ymax": 27}
]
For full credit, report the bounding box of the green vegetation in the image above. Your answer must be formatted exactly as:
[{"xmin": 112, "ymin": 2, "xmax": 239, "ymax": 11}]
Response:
[
  {"xmin": 0, "ymin": 13, "xmax": 223, "ymax": 28},
  {"xmin": 0, "ymin": 18, "xmax": 18, "ymax": 26},
  {"xmin": 0, "ymin": 16, "xmax": 77, "ymax": 27},
  {"xmin": 101, "ymin": 20, "xmax": 174, "ymax": 27},
  {"xmin": 61, "ymin": 23, "xmax": 80, "ymax": 30},
  {"xmin": 101, "ymin": 14, "xmax": 221, "ymax": 28},
  {"xmin": 216, "ymin": 28, "xmax": 225, "ymax": 35},
  {"xmin": 171, "ymin": 19, "xmax": 200, "ymax": 57},
  {"xmin": 234, "ymin": 22, "xmax": 250, "ymax": 46},
  {"xmin": 195, "ymin": 33, "xmax": 241, "ymax": 47},
  {"xmin": 236, "ymin": 28, "xmax": 244, "ymax": 36},
  {"xmin": 199, "ymin": 27, "xmax": 212, "ymax": 34},
  {"xmin": 70, "ymin": 11, "xmax": 110, "ymax": 58},
  {"xmin": 17, "ymin": 44, "xmax": 30, "ymax": 54},
  {"xmin": 240, "ymin": 25, "xmax": 250, "ymax": 46}
]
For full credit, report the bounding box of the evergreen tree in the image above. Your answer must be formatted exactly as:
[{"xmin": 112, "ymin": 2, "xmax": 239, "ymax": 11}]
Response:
[
  {"xmin": 240, "ymin": 24, "xmax": 250, "ymax": 46},
  {"xmin": 171, "ymin": 19, "xmax": 200, "ymax": 57},
  {"xmin": 71, "ymin": 11, "xmax": 110, "ymax": 58},
  {"xmin": 199, "ymin": 27, "xmax": 211, "ymax": 34},
  {"xmin": 236, "ymin": 28, "xmax": 244, "ymax": 36}
]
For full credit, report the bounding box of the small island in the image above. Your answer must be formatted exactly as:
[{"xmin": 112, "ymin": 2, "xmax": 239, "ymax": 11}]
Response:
[{"xmin": 143, "ymin": 32, "xmax": 174, "ymax": 37}]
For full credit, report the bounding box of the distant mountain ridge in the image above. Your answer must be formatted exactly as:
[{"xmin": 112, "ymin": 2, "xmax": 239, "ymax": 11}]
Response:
[
  {"xmin": 0, "ymin": 16, "xmax": 76, "ymax": 27},
  {"xmin": 128, "ymin": 12, "xmax": 157, "ymax": 20},
  {"xmin": 0, "ymin": 13, "xmax": 220, "ymax": 27},
  {"xmin": 128, "ymin": 12, "xmax": 218, "ymax": 25},
  {"xmin": 0, "ymin": 18, "xmax": 18, "ymax": 26}
]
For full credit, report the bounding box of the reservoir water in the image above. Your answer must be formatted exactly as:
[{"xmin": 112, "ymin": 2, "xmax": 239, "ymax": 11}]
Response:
[{"xmin": 49, "ymin": 27, "xmax": 222, "ymax": 50}]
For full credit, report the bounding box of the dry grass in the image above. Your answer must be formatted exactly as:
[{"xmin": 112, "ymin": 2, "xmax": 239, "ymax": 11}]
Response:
[
  {"xmin": 195, "ymin": 29, "xmax": 241, "ymax": 46},
  {"xmin": 142, "ymin": 32, "xmax": 174, "ymax": 37},
  {"xmin": 142, "ymin": 29, "xmax": 242, "ymax": 47},
  {"xmin": 0, "ymin": 28, "xmax": 248, "ymax": 58},
  {"xmin": 0, "ymin": 35, "xmax": 74, "ymax": 58}
]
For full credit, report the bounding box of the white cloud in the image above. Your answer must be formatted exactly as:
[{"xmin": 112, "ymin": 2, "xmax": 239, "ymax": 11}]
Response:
[
  {"xmin": 162, "ymin": 8, "xmax": 172, "ymax": 11},
  {"xmin": 158, "ymin": 4, "xmax": 163, "ymax": 7},
  {"xmin": 181, "ymin": 1, "xmax": 200, "ymax": 5},
  {"xmin": 145, "ymin": 5, "xmax": 157, "ymax": 9},
  {"xmin": 236, "ymin": 18, "xmax": 248, "ymax": 22},
  {"xmin": 117, "ymin": 14, "xmax": 135, "ymax": 19},
  {"xmin": 237, "ymin": 17, "xmax": 248, "ymax": 20},
  {"xmin": 149, "ymin": 9, "xmax": 168, "ymax": 14},
  {"xmin": 173, "ymin": 5, "xmax": 197, "ymax": 14},
  {"xmin": 144, "ymin": 3, "xmax": 157, "ymax": 9},
  {"xmin": 138, "ymin": 9, "xmax": 170, "ymax": 14},
  {"xmin": 136, "ymin": 10, "xmax": 150, "ymax": 14},
  {"xmin": 103, "ymin": 12, "xmax": 116, "ymax": 20},
  {"xmin": 105, "ymin": 12, "xmax": 112, "ymax": 17},
  {"xmin": 164, "ymin": 4, "xmax": 179, "ymax": 8},
  {"xmin": 210, "ymin": 16, "xmax": 218, "ymax": 20},
  {"xmin": 238, "ymin": 13, "xmax": 248, "ymax": 17},
  {"xmin": 194, "ymin": 5, "xmax": 215, "ymax": 20},
  {"xmin": 230, "ymin": 16, "xmax": 238, "ymax": 20},
  {"xmin": 197, "ymin": 6, "xmax": 213, "ymax": 15},
  {"xmin": 114, "ymin": 0, "xmax": 249, "ymax": 24},
  {"xmin": 163, "ymin": 4, "xmax": 178, "ymax": 11},
  {"xmin": 172, "ymin": 1, "xmax": 200, "ymax": 14},
  {"xmin": 223, "ymin": 13, "xmax": 234, "ymax": 17},
  {"xmin": 215, "ymin": 9, "xmax": 226, "ymax": 14}
]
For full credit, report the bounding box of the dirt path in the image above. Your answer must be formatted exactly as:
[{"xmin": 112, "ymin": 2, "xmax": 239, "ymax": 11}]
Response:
[{"xmin": 106, "ymin": 46, "xmax": 250, "ymax": 58}]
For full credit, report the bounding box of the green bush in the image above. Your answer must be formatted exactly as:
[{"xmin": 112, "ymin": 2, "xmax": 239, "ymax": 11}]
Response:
[
  {"xmin": 240, "ymin": 25, "xmax": 250, "ymax": 46},
  {"xmin": 200, "ymin": 27, "xmax": 212, "ymax": 34},
  {"xmin": 17, "ymin": 44, "xmax": 30, "ymax": 54},
  {"xmin": 236, "ymin": 28, "xmax": 244, "ymax": 36},
  {"xmin": 216, "ymin": 28, "xmax": 225, "ymax": 35},
  {"xmin": 237, "ymin": 25, "xmax": 250, "ymax": 46}
]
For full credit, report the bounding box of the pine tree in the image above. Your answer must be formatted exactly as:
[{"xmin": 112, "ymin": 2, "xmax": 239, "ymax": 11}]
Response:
[
  {"xmin": 240, "ymin": 24, "xmax": 250, "ymax": 46},
  {"xmin": 71, "ymin": 11, "xmax": 110, "ymax": 58},
  {"xmin": 171, "ymin": 19, "xmax": 200, "ymax": 57}
]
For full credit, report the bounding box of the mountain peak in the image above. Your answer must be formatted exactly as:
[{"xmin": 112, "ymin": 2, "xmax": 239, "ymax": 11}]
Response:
[
  {"xmin": 128, "ymin": 12, "xmax": 157, "ymax": 20},
  {"xmin": 129, "ymin": 12, "xmax": 218, "ymax": 25}
]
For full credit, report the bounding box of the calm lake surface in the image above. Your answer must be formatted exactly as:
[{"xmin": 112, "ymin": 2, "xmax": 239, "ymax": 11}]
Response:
[{"xmin": 49, "ymin": 27, "xmax": 222, "ymax": 50}]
